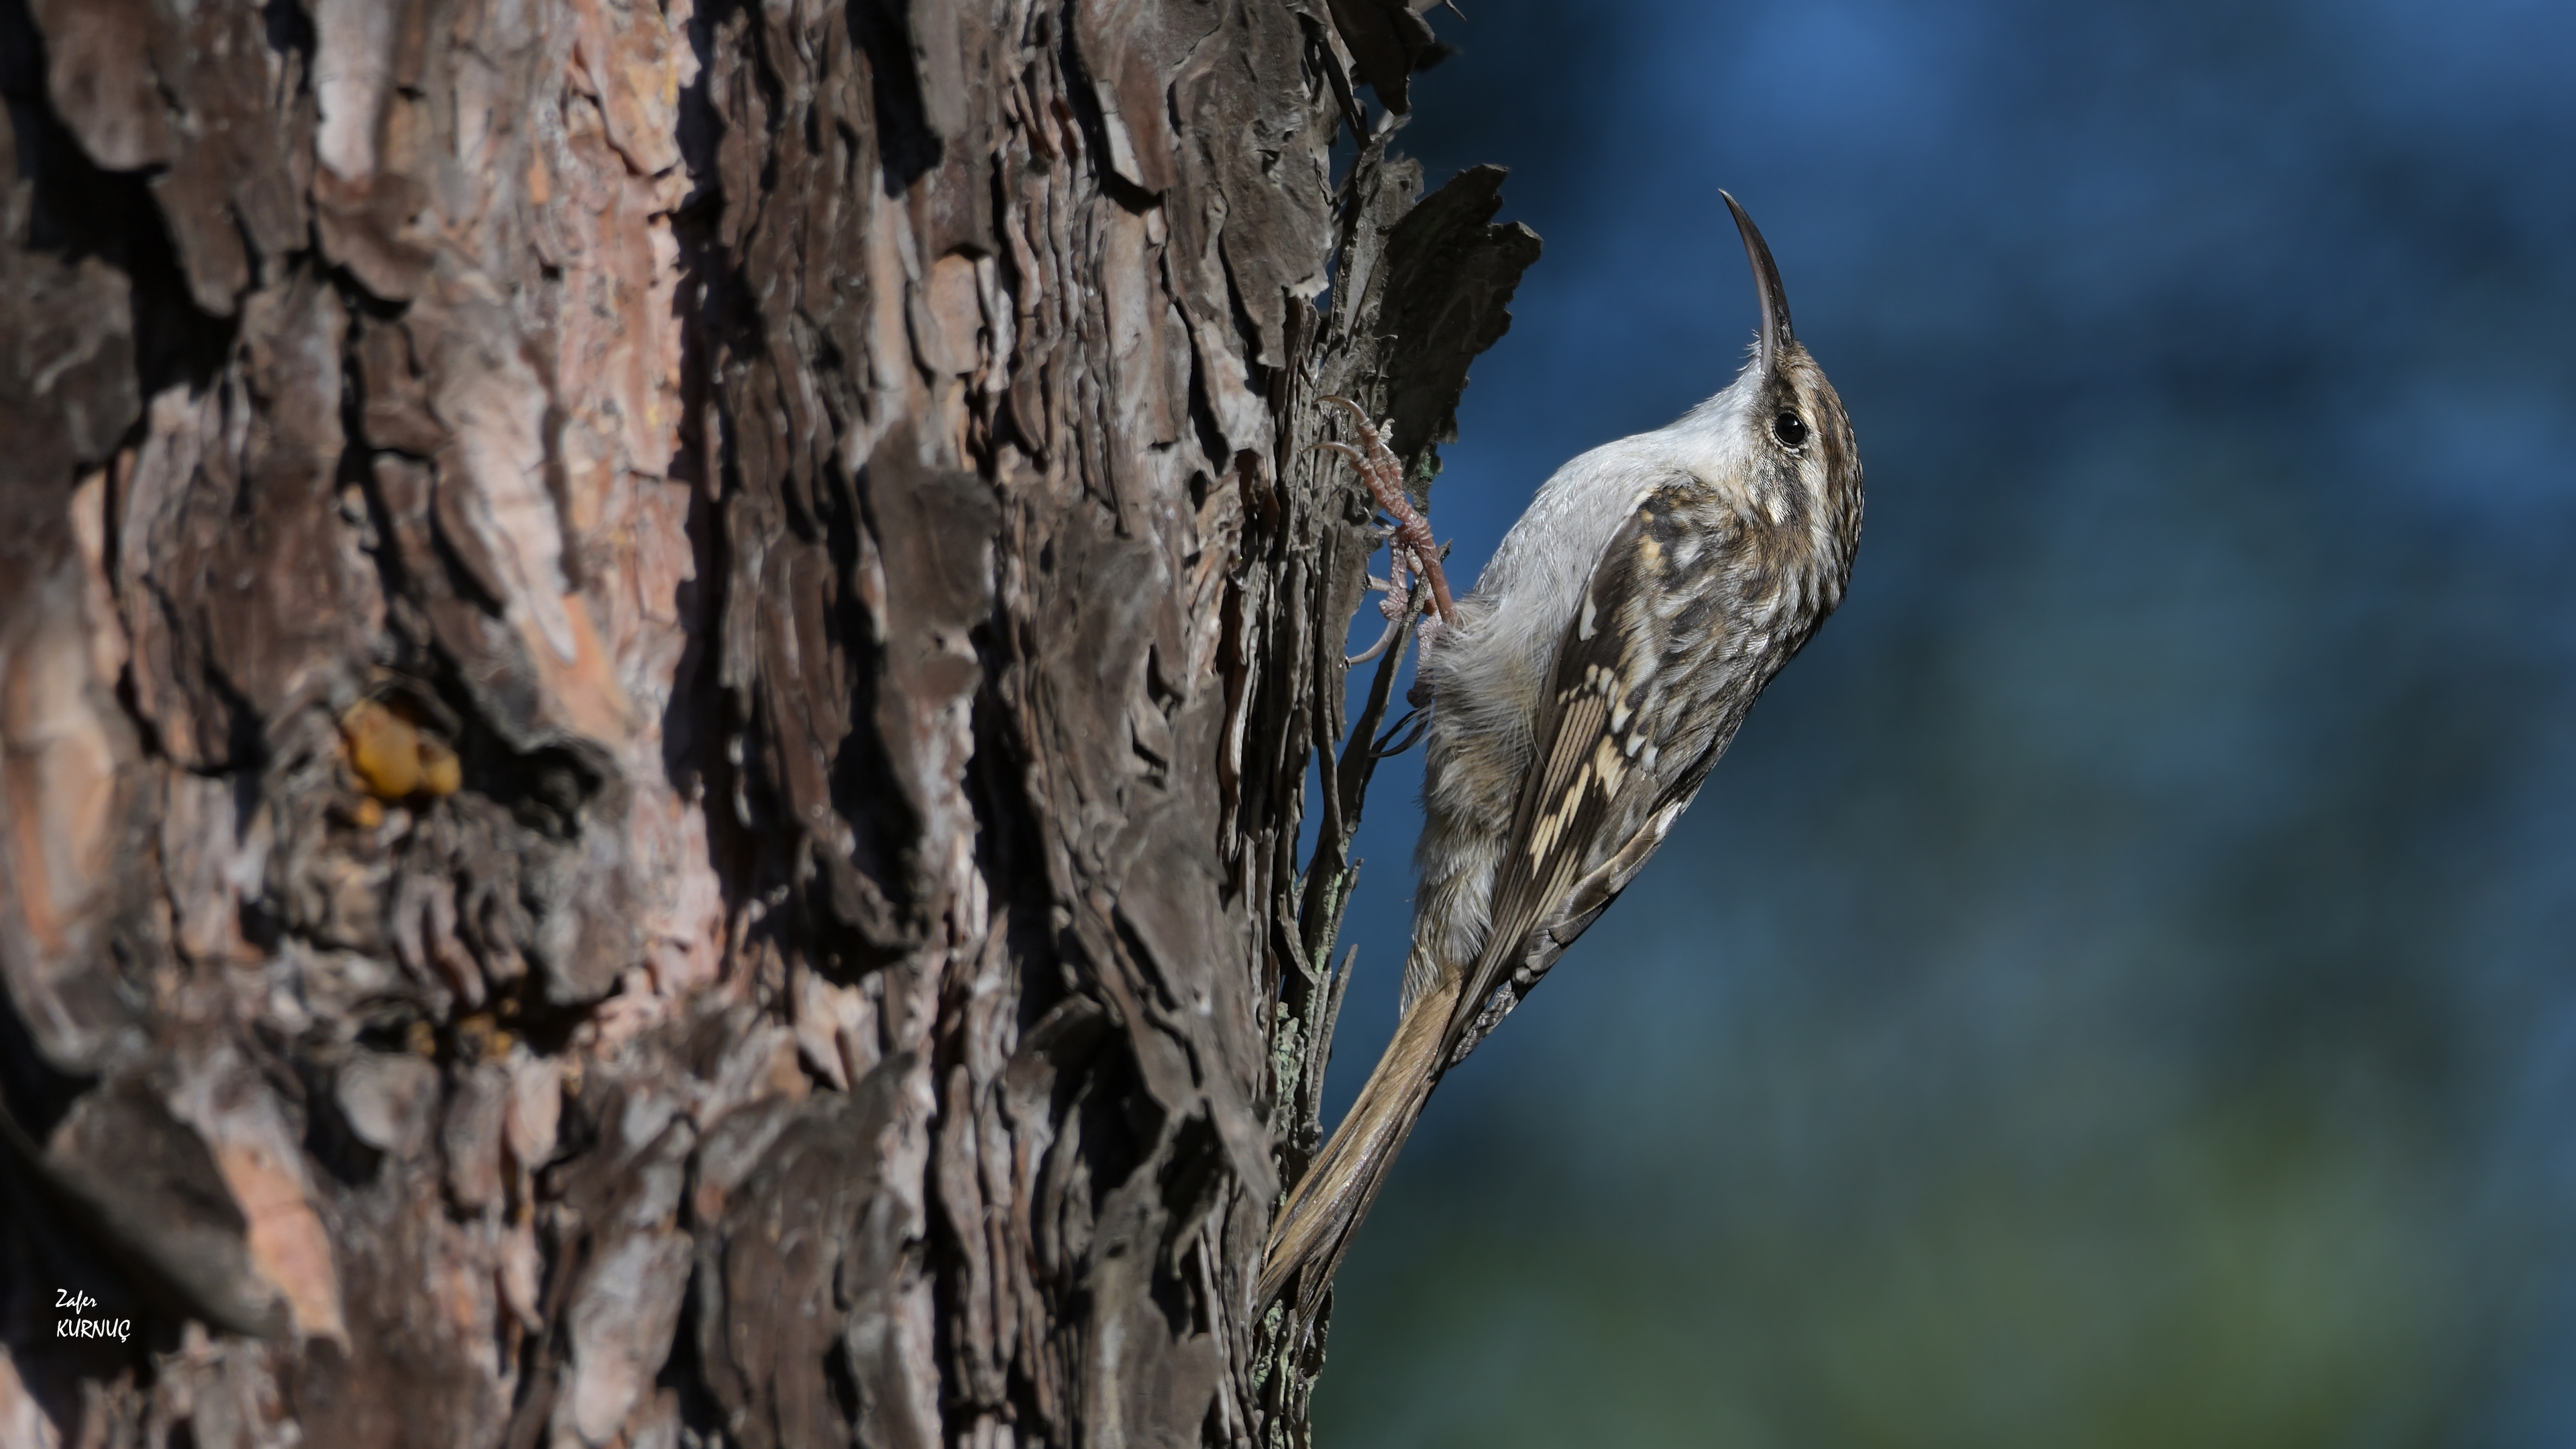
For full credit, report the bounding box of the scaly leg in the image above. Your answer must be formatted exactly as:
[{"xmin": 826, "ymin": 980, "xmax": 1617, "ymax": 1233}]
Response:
[{"xmin": 1311, "ymin": 397, "xmax": 1458, "ymax": 631}]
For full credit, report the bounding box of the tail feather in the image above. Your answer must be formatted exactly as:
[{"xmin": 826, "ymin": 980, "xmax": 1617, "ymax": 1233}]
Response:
[{"xmin": 1260, "ymin": 975, "xmax": 1463, "ymax": 1309}]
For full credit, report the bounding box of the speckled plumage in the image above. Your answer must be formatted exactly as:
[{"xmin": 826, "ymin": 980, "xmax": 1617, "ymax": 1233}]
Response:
[
  {"xmin": 1263, "ymin": 196, "xmax": 1865, "ymax": 1311},
  {"xmin": 1407, "ymin": 345, "xmax": 1863, "ymax": 1030}
]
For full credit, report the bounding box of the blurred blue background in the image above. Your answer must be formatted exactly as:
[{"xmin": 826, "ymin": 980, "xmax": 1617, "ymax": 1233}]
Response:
[{"xmin": 1309, "ymin": 1, "xmax": 2576, "ymax": 1444}]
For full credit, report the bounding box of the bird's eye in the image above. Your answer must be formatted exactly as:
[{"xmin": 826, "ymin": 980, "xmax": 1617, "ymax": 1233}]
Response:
[{"xmin": 1772, "ymin": 411, "xmax": 1809, "ymax": 449}]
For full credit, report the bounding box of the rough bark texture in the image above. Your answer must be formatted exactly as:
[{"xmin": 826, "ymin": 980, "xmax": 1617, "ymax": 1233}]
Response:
[{"xmin": 0, "ymin": 1, "xmax": 1533, "ymax": 1445}]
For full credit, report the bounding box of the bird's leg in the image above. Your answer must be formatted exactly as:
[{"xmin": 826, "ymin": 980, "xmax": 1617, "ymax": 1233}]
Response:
[
  {"xmin": 1379, "ymin": 558, "xmax": 1414, "ymax": 627},
  {"xmin": 1313, "ymin": 397, "xmax": 1458, "ymax": 630}
]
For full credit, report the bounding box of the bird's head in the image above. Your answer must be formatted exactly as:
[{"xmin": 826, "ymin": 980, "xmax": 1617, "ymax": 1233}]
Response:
[{"xmin": 1711, "ymin": 191, "xmax": 1864, "ymax": 560}]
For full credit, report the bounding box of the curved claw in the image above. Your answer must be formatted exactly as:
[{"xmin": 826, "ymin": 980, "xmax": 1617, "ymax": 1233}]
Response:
[
  {"xmin": 1315, "ymin": 394, "xmax": 1379, "ymax": 438},
  {"xmin": 1345, "ymin": 616, "xmax": 1401, "ymax": 667}
]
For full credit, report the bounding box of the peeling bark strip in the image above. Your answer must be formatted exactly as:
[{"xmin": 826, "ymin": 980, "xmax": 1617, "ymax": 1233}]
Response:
[{"xmin": 0, "ymin": 1, "xmax": 1530, "ymax": 1446}]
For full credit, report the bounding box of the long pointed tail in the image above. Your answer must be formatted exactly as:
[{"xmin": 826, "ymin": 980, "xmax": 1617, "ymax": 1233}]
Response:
[{"xmin": 1260, "ymin": 974, "xmax": 1464, "ymax": 1310}]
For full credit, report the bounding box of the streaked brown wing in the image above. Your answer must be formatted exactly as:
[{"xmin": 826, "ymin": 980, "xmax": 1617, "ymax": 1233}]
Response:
[{"xmin": 1440, "ymin": 480, "xmax": 1741, "ymax": 1060}]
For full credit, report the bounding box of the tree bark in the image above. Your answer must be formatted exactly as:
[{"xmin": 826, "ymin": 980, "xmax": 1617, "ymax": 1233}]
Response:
[{"xmin": 0, "ymin": 1, "xmax": 1532, "ymax": 1445}]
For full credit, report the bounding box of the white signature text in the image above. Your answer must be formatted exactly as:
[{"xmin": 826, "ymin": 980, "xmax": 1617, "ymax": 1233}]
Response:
[{"xmin": 54, "ymin": 1290, "xmax": 131, "ymax": 1342}]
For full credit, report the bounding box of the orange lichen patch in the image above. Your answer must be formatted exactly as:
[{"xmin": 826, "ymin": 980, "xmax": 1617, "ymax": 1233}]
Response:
[
  {"xmin": 453, "ymin": 1013, "xmax": 515, "ymax": 1064},
  {"xmin": 339, "ymin": 698, "xmax": 419, "ymax": 796},
  {"xmin": 340, "ymin": 696, "xmax": 461, "ymax": 801},
  {"xmin": 332, "ymin": 794, "xmax": 386, "ymax": 830},
  {"xmin": 419, "ymin": 739, "xmax": 462, "ymax": 796}
]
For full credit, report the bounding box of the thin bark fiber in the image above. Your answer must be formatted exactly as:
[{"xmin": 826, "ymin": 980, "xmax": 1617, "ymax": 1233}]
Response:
[{"xmin": 0, "ymin": 1, "xmax": 1533, "ymax": 1445}]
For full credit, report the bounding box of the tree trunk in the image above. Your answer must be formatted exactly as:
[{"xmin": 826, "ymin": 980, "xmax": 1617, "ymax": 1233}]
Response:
[{"xmin": 0, "ymin": 1, "xmax": 1532, "ymax": 1445}]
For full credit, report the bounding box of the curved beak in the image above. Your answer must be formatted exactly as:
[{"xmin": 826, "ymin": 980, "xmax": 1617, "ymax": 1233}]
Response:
[{"xmin": 1721, "ymin": 190, "xmax": 1795, "ymax": 375}]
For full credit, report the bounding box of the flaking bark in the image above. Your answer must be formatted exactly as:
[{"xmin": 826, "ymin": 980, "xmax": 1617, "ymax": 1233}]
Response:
[{"xmin": 0, "ymin": 1, "xmax": 1534, "ymax": 1444}]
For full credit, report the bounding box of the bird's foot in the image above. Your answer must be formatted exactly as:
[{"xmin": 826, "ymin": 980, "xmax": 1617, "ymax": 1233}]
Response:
[
  {"xmin": 1349, "ymin": 564, "xmax": 1445, "ymax": 668},
  {"xmin": 1311, "ymin": 396, "xmax": 1458, "ymax": 629}
]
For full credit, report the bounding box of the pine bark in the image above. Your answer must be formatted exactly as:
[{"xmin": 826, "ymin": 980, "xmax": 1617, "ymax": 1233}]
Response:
[{"xmin": 0, "ymin": 1, "xmax": 1532, "ymax": 1445}]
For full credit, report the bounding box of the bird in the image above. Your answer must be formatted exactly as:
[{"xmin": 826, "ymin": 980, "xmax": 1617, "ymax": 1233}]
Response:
[{"xmin": 1262, "ymin": 192, "xmax": 1865, "ymax": 1311}]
